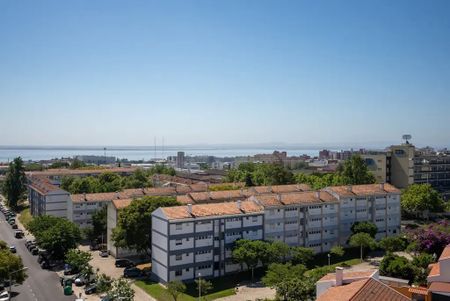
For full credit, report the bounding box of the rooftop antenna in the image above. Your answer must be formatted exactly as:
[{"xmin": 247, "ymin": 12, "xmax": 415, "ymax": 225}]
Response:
[
  {"xmin": 402, "ymin": 134, "xmax": 412, "ymax": 144},
  {"xmin": 162, "ymin": 137, "xmax": 165, "ymax": 160}
]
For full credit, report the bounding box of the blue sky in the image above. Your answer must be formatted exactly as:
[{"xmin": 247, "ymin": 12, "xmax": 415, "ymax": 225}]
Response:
[{"xmin": 1, "ymin": 0, "xmax": 449, "ymax": 148}]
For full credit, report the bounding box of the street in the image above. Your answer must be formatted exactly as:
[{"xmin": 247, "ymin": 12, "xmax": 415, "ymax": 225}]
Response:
[{"xmin": 0, "ymin": 201, "xmax": 75, "ymax": 300}]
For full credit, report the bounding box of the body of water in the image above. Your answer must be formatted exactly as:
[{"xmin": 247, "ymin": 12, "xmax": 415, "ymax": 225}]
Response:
[{"xmin": 0, "ymin": 146, "xmax": 323, "ymax": 162}]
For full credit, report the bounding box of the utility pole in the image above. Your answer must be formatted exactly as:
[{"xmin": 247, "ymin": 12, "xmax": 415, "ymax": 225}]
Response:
[{"xmin": 198, "ymin": 272, "xmax": 202, "ymax": 301}]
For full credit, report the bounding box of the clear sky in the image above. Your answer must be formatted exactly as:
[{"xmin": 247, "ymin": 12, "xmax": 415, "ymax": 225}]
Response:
[{"xmin": 1, "ymin": 0, "xmax": 449, "ymax": 148}]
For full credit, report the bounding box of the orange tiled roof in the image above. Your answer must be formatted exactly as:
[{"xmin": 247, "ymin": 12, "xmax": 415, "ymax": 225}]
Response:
[
  {"xmin": 112, "ymin": 199, "xmax": 133, "ymax": 209},
  {"xmin": 428, "ymin": 263, "xmax": 440, "ymax": 277},
  {"xmin": 439, "ymin": 244, "xmax": 450, "ymax": 261},
  {"xmin": 429, "ymin": 282, "xmax": 450, "ymax": 293},
  {"xmin": 328, "ymin": 183, "xmax": 400, "ymax": 197},
  {"xmin": 28, "ymin": 177, "xmax": 65, "ymax": 195},
  {"xmin": 161, "ymin": 200, "xmax": 263, "ymax": 220},
  {"xmin": 27, "ymin": 167, "xmax": 138, "ymax": 177},
  {"xmin": 317, "ymin": 278, "xmax": 409, "ymax": 301}
]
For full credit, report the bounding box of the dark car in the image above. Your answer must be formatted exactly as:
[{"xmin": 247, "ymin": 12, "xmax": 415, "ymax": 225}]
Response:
[
  {"xmin": 64, "ymin": 265, "xmax": 79, "ymax": 276},
  {"xmin": 9, "ymin": 246, "xmax": 16, "ymax": 253},
  {"xmin": 115, "ymin": 259, "xmax": 135, "ymax": 268},
  {"xmin": 11, "ymin": 224, "xmax": 18, "ymax": 229},
  {"xmin": 14, "ymin": 230, "xmax": 24, "ymax": 239},
  {"xmin": 84, "ymin": 284, "xmax": 97, "ymax": 295},
  {"xmin": 99, "ymin": 250, "xmax": 109, "ymax": 258},
  {"xmin": 123, "ymin": 267, "xmax": 142, "ymax": 278},
  {"xmin": 31, "ymin": 248, "xmax": 39, "ymax": 255}
]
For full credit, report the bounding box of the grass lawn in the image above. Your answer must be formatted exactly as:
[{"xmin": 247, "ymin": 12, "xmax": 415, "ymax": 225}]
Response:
[
  {"xmin": 18, "ymin": 207, "xmax": 33, "ymax": 229},
  {"xmin": 135, "ymin": 280, "xmax": 235, "ymax": 301}
]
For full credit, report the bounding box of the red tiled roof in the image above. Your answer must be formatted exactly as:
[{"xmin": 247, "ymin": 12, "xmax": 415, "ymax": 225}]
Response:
[
  {"xmin": 28, "ymin": 177, "xmax": 65, "ymax": 195},
  {"xmin": 161, "ymin": 200, "xmax": 263, "ymax": 220},
  {"xmin": 328, "ymin": 183, "xmax": 400, "ymax": 197},
  {"xmin": 428, "ymin": 263, "xmax": 440, "ymax": 277},
  {"xmin": 27, "ymin": 167, "xmax": 137, "ymax": 177},
  {"xmin": 318, "ymin": 270, "xmax": 377, "ymax": 282},
  {"xmin": 112, "ymin": 199, "xmax": 133, "ymax": 209},
  {"xmin": 408, "ymin": 287, "xmax": 428, "ymax": 295},
  {"xmin": 439, "ymin": 244, "xmax": 450, "ymax": 261},
  {"xmin": 317, "ymin": 278, "xmax": 409, "ymax": 301}
]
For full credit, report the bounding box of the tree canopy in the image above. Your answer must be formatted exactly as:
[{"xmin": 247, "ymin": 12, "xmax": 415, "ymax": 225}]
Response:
[
  {"xmin": 226, "ymin": 162, "xmax": 293, "ymax": 186},
  {"xmin": 65, "ymin": 249, "xmax": 92, "ymax": 274},
  {"xmin": 351, "ymin": 221, "xmax": 378, "ymax": 238},
  {"xmin": 0, "ymin": 241, "xmax": 27, "ymax": 285},
  {"xmin": 111, "ymin": 196, "xmax": 179, "ymax": 256},
  {"xmin": 401, "ymin": 184, "xmax": 444, "ymax": 216},
  {"xmin": 349, "ymin": 232, "xmax": 376, "ymax": 261},
  {"xmin": 28, "ymin": 215, "xmax": 81, "ymax": 259},
  {"xmin": 2, "ymin": 157, "xmax": 27, "ymax": 208},
  {"xmin": 380, "ymin": 253, "xmax": 417, "ymax": 283},
  {"xmin": 295, "ymin": 155, "xmax": 376, "ymax": 189},
  {"xmin": 167, "ymin": 280, "xmax": 186, "ymax": 301},
  {"xmin": 379, "ymin": 236, "xmax": 407, "ymax": 253},
  {"xmin": 107, "ymin": 278, "xmax": 134, "ymax": 301}
]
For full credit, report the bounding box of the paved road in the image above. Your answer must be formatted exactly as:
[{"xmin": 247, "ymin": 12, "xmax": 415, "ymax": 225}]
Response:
[{"xmin": 0, "ymin": 199, "xmax": 75, "ymax": 301}]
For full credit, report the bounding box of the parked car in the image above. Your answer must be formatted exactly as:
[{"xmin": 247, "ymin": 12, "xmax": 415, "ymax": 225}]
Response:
[
  {"xmin": 7, "ymin": 219, "xmax": 15, "ymax": 225},
  {"xmin": 123, "ymin": 267, "xmax": 142, "ymax": 278},
  {"xmin": 27, "ymin": 243, "xmax": 37, "ymax": 251},
  {"xmin": 63, "ymin": 265, "xmax": 79, "ymax": 276},
  {"xmin": 99, "ymin": 250, "xmax": 109, "ymax": 258},
  {"xmin": 31, "ymin": 247, "xmax": 39, "ymax": 255},
  {"xmin": 84, "ymin": 283, "xmax": 97, "ymax": 295},
  {"xmin": 11, "ymin": 223, "xmax": 18, "ymax": 229},
  {"xmin": 0, "ymin": 291, "xmax": 9, "ymax": 301},
  {"xmin": 9, "ymin": 246, "xmax": 16, "ymax": 253},
  {"xmin": 14, "ymin": 230, "xmax": 24, "ymax": 238},
  {"xmin": 115, "ymin": 259, "xmax": 135, "ymax": 268}
]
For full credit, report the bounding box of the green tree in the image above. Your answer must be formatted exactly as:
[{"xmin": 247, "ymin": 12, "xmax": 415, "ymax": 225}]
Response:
[
  {"xmin": 349, "ymin": 232, "xmax": 376, "ymax": 261},
  {"xmin": 92, "ymin": 206, "xmax": 107, "ymax": 243},
  {"xmin": 98, "ymin": 172, "xmax": 122, "ymax": 192},
  {"xmin": 401, "ymin": 184, "xmax": 444, "ymax": 217},
  {"xmin": 65, "ymin": 249, "xmax": 92, "ymax": 274},
  {"xmin": 195, "ymin": 278, "xmax": 212, "ymax": 300},
  {"xmin": 226, "ymin": 162, "xmax": 293, "ymax": 186},
  {"xmin": 0, "ymin": 243, "xmax": 27, "ymax": 285},
  {"xmin": 262, "ymin": 263, "xmax": 314, "ymax": 301},
  {"xmin": 167, "ymin": 280, "xmax": 186, "ymax": 301},
  {"xmin": 96, "ymin": 273, "xmax": 112, "ymax": 293},
  {"xmin": 2, "ymin": 157, "xmax": 27, "ymax": 208},
  {"xmin": 112, "ymin": 196, "xmax": 179, "ymax": 257},
  {"xmin": 380, "ymin": 253, "xmax": 417, "ymax": 282},
  {"xmin": 290, "ymin": 247, "xmax": 314, "ymax": 265},
  {"xmin": 330, "ymin": 245, "xmax": 345, "ymax": 259},
  {"xmin": 267, "ymin": 241, "xmax": 291, "ymax": 263},
  {"xmin": 412, "ymin": 253, "xmax": 435, "ymax": 285},
  {"xmin": 340, "ymin": 155, "xmax": 376, "ymax": 185},
  {"xmin": 29, "ymin": 216, "xmax": 81, "ymax": 259},
  {"xmin": 232, "ymin": 239, "xmax": 263, "ymax": 280},
  {"xmin": 351, "ymin": 221, "xmax": 378, "ymax": 238},
  {"xmin": 70, "ymin": 158, "xmax": 86, "ymax": 169},
  {"xmin": 379, "ymin": 236, "xmax": 407, "ymax": 253},
  {"xmin": 108, "ymin": 278, "xmax": 134, "ymax": 301}
]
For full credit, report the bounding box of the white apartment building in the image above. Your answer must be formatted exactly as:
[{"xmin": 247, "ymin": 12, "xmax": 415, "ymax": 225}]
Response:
[
  {"xmin": 152, "ymin": 183, "xmax": 401, "ymax": 283},
  {"xmin": 28, "ymin": 177, "xmax": 71, "ymax": 218}
]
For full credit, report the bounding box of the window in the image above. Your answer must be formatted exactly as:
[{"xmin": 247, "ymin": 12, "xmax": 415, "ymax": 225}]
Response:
[
  {"xmin": 175, "ymin": 239, "xmax": 182, "ymax": 246},
  {"xmin": 176, "ymin": 224, "xmax": 182, "ymax": 230},
  {"xmin": 185, "ymin": 268, "xmax": 190, "ymax": 272},
  {"xmin": 175, "ymin": 255, "xmax": 182, "ymax": 261},
  {"xmin": 175, "ymin": 270, "xmax": 182, "ymax": 276},
  {"xmin": 252, "ymin": 216, "xmax": 258, "ymax": 222}
]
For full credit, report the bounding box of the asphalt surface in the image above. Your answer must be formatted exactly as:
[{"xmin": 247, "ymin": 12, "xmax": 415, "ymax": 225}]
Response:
[{"xmin": 0, "ymin": 199, "xmax": 75, "ymax": 301}]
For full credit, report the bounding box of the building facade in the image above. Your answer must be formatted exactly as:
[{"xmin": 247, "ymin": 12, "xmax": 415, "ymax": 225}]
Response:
[{"xmin": 151, "ymin": 183, "xmax": 401, "ymax": 283}]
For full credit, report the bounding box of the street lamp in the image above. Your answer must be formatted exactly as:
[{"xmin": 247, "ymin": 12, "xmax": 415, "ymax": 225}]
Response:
[
  {"xmin": 198, "ymin": 272, "xmax": 202, "ymax": 301},
  {"xmin": 8, "ymin": 267, "xmax": 28, "ymax": 301},
  {"xmin": 327, "ymin": 253, "xmax": 331, "ymax": 266}
]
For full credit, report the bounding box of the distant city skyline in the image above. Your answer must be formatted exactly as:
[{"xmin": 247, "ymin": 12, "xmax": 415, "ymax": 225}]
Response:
[{"xmin": 1, "ymin": 0, "xmax": 450, "ymax": 147}]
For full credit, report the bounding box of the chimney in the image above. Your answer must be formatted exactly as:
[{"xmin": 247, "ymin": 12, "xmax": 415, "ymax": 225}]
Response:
[
  {"xmin": 346, "ymin": 185, "xmax": 352, "ymax": 192},
  {"xmin": 237, "ymin": 200, "xmax": 242, "ymax": 210},
  {"xmin": 83, "ymin": 193, "xmax": 87, "ymax": 201},
  {"xmin": 380, "ymin": 183, "xmax": 385, "ymax": 190},
  {"xmin": 116, "ymin": 191, "xmax": 120, "ymax": 199},
  {"xmin": 315, "ymin": 191, "xmax": 321, "ymax": 199},
  {"xmin": 335, "ymin": 267, "xmax": 344, "ymax": 286},
  {"xmin": 187, "ymin": 203, "xmax": 193, "ymax": 215}
]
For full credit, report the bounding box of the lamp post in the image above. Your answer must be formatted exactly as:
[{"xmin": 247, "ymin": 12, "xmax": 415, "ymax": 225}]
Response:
[
  {"xmin": 198, "ymin": 272, "xmax": 202, "ymax": 301},
  {"xmin": 8, "ymin": 267, "xmax": 28, "ymax": 301},
  {"xmin": 327, "ymin": 253, "xmax": 331, "ymax": 266}
]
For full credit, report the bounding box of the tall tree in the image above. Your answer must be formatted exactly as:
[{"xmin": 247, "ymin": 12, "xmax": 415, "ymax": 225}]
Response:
[
  {"xmin": 401, "ymin": 184, "xmax": 444, "ymax": 217},
  {"xmin": 290, "ymin": 247, "xmax": 314, "ymax": 266},
  {"xmin": 92, "ymin": 206, "xmax": 107, "ymax": 243},
  {"xmin": 351, "ymin": 221, "xmax": 378, "ymax": 238},
  {"xmin": 195, "ymin": 278, "xmax": 212, "ymax": 300},
  {"xmin": 65, "ymin": 249, "xmax": 92, "ymax": 274},
  {"xmin": 0, "ymin": 242, "xmax": 27, "ymax": 285},
  {"xmin": 108, "ymin": 278, "xmax": 134, "ymax": 301},
  {"xmin": 29, "ymin": 216, "xmax": 81, "ymax": 259},
  {"xmin": 349, "ymin": 232, "xmax": 376, "ymax": 261},
  {"xmin": 232, "ymin": 239, "xmax": 267, "ymax": 280},
  {"xmin": 2, "ymin": 157, "xmax": 27, "ymax": 208},
  {"xmin": 379, "ymin": 236, "xmax": 406, "ymax": 253},
  {"xmin": 340, "ymin": 155, "xmax": 376, "ymax": 185},
  {"xmin": 112, "ymin": 196, "xmax": 179, "ymax": 257}
]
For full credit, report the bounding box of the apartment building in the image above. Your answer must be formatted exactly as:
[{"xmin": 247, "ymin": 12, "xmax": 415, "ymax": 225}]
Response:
[
  {"xmin": 28, "ymin": 176, "xmax": 71, "ymax": 218},
  {"xmin": 152, "ymin": 183, "xmax": 401, "ymax": 283}
]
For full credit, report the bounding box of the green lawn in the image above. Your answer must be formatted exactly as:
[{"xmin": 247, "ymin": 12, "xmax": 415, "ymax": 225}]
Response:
[
  {"xmin": 135, "ymin": 280, "xmax": 235, "ymax": 301},
  {"xmin": 18, "ymin": 207, "xmax": 32, "ymax": 229}
]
